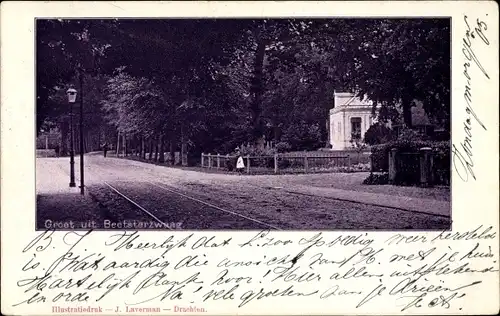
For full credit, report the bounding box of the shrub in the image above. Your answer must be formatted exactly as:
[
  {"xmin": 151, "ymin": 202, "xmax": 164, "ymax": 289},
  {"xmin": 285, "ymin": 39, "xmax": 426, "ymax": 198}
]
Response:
[
  {"xmin": 364, "ymin": 123, "xmax": 394, "ymax": 145},
  {"xmin": 370, "ymin": 143, "xmax": 391, "ymax": 172},
  {"xmin": 282, "ymin": 122, "xmax": 323, "ymax": 151},
  {"xmin": 363, "ymin": 173, "xmax": 389, "ymax": 185},
  {"xmin": 352, "ymin": 163, "xmax": 371, "ymax": 172},
  {"xmin": 239, "ymin": 144, "xmax": 277, "ymax": 156},
  {"xmin": 277, "ymin": 158, "xmax": 291, "ymax": 169},
  {"xmin": 397, "ymin": 127, "xmax": 431, "ymax": 142},
  {"xmin": 225, "ymin": 158, "xmax": 235, "ymax": 171},
  {"xmin": 251, "ymin": 156, "xmax": 275, "ymax": 168},
  {"xmin": 275, "ymin": 141, "xmax": 292, "ymax": 153}
]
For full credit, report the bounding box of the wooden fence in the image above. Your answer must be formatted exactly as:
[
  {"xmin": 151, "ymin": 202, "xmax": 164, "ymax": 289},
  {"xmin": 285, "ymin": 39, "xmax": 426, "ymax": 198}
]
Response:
[{"xmin": 201, "ymin": 152, "xmax": 371, "ymax": 174}]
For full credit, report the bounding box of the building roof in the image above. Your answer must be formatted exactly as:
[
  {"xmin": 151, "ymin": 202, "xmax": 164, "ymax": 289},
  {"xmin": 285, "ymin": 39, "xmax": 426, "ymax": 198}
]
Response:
[{"xmin": 331, "ymin": 92, "xmax": 433, "ymax": 126}]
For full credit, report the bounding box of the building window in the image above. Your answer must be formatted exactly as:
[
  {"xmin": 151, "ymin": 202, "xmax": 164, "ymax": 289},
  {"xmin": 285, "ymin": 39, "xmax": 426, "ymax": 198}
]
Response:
[{"xmin": 351, "ymin": 117, "xmax": 362, "ymax": 140}]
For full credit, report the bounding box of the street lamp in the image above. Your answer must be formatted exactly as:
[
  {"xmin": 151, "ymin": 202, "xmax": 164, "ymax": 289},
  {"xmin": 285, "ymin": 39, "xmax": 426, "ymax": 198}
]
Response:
[
  {"xmin": 66, "ymin": 88, "xmax": 77, "ymax": 188},
  {"xmin": 78, "ymin": 70, "xmax": 85, "ymax": 195}
]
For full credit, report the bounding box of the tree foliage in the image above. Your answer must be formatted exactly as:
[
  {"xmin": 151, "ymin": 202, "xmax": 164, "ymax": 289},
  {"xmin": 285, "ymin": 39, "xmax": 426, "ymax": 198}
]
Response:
[
  {"xmin": 334, "ymin": 19, "xmax": 450, "ymax": 128},
  {"xmin": 37, "ymin": 18, "xmax": 450, "ymax": 156},
  {"xmin": 363, "ymin": 123, "xmax": 395, "ymax": 145}
]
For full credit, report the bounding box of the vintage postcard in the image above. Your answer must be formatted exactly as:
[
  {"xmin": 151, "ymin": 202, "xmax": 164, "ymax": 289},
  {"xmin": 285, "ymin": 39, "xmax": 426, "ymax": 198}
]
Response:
[{"xmin": 1, "ymin": 1, "xmax": 499, "ymax": 315}]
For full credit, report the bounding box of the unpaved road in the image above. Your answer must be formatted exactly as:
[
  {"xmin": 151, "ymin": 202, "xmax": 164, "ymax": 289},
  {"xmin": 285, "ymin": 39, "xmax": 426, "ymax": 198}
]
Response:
[{"xmin": 36, "ymin": 156, "xmax": 450, "ymax": 230}]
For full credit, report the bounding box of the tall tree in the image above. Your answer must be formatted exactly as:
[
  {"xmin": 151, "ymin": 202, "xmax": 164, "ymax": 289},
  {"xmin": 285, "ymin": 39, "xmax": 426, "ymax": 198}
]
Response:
[{"xmin": 333, "ymin": 19, "xmax": 451, "ymax": 129}]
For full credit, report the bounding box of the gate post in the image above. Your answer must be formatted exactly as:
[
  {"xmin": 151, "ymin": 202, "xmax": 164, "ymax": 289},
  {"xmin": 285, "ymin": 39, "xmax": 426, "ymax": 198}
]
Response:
[
  {"xmin": 419, "ymin": 147, "xmax": 434, "ymax": 187},
  {"xmin": 389, "ymin": 148, "xmax": 398, "ymax": 184}
]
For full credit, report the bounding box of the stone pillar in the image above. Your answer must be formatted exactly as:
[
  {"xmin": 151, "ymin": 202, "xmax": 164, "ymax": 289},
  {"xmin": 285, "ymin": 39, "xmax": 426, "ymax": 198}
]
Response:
[
  {"xmin": 201, "ymin": 153, "xmax": 204, "ymax": 167},
  {"xmin": 208, "ymin": 154, "xmax": 212, "ymax": 168},
  {"xmin": 217, "ymin": 153, "xmax": 221, "ymax": 169},
  {"xmin": 419, "ymin": 147, "xmax": 434, "ymax": 187},
  {"xmin": 389, "ymin": 148, "xmax": 398, "ymax": 184}
]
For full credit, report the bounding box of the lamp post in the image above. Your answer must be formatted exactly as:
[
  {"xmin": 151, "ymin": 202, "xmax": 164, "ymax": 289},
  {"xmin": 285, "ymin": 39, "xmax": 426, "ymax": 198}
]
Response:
[
  {"xmin": 66, "ymin": 88, "xmax": 77, "ymax": 188},
  {"xmin": 78, "ymin": 70, "xmax": 85, "ymax": 195}
]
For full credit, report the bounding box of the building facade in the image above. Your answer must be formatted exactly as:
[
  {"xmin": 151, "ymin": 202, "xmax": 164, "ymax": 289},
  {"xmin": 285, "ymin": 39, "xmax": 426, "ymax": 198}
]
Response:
[
  {"xmin": 329, "ymin": 92, "xmax": 378, "ymax": 150},
  {"xmin": 329, "ymin": 92, "xmax": 438, "ymax": 150}
]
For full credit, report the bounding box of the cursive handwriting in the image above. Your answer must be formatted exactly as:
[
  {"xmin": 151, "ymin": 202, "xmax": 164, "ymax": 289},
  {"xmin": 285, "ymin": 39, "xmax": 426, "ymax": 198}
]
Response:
[
  {"xmin": 12, "ymin": 227, "xmax": 498, "ymax": 313},
  {"xmin": 453, "ymin": 14, "xmax": 490, "ymax": 182}
]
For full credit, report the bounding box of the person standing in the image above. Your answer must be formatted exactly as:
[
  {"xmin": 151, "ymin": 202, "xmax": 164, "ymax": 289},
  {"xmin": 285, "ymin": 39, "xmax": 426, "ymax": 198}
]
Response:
[
  {"xmin": 236, "ymin": 148, "xmax": 245, "ymax": 174},
  {"xmin": 103, "ymin": 142, "xmax": 108, "ymax": 158}
]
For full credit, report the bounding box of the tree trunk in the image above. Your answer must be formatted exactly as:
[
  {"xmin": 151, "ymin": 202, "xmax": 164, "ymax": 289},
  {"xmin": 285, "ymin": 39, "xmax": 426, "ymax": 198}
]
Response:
[
  {"xmin": 250, "ymin": 39, "xmax": 267, "ymax": 143},
  {"xmin": 402, "ymin": 97, "xmax": 413, "ymax": 128},
  {"xmin": 99, "ymin": 126, "xmax": 103, "ymax": 149},
  {"xmin": 154, "ymin": 135, "xmax": 159, "ymax": 161},
  {"xmin": 116, "ymin": 131, "xmax": 121, "ymax": 157},
  {"xmin": 123, "ymin": 133, "xmax": 128, "ymax": 156},
  {"xmin": 159, "ymin": 134, "xmax": 165, "ymax": 163},
  {"xmin": 141, "ymin": 136, "xmax": 145, "ymax": 159},
  {"xmin": 169, "ymin": 138, "xmax": 175, "ymax": 165},
  {"xmin": 135, "ymin": 136, "xmax": 140, "ymax": 156},
  {"xmin": 273, "ymin": 122, "xmax": 280, "ymax": 143},
  {"xmin": 84, "ymin": 134, "xmax": 88, "ymax": 153},
  {"xmin": 137, "ymin": 136, "xmax": 141, "ymax": 156},
  {"xmin": 148, "ymin": 138, "xmax": 153, "ymax": 160},
  {"xmin": 87, "ymin": 132, "xmax": 91, "ymax": 152},
  {"xmin": 325, "ymin": 116, "xmax": 330, "ymax": 148},
  {"xmin": 181, "ymin": 125, "xmax": 188, "ymax": 166}
]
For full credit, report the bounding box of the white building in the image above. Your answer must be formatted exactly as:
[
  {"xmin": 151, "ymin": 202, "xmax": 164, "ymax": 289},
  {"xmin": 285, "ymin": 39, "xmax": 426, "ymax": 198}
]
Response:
[
  {"xmin": 329, "ymin": 92, "xmax": 379, "ymax": 150},
  {"xmin": 329, "ymin": 91, "xmax": 435, "ymax": 150}
]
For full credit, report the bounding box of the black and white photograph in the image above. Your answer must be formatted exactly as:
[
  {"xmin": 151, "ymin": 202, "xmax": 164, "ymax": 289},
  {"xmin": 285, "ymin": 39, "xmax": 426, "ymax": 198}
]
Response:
[{"xmin": 35, "ymin": 18, "xmax": 451, "ymax": 231}]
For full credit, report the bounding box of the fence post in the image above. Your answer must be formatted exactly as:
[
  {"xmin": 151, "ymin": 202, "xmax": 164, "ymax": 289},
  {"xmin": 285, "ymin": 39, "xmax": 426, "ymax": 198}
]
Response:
[
  {"xmin": 389, "ymin": 148, "xmax": 398, "ymax": 184},
  {"xmin": 419, "ymin": 147, "xmax": 433, "ymax": 187},
  {"xmin": 274, "ymin": 153, "xmax": 278, "ymax": 174},
  {"xmin": 304, "ymin": 153, "xmax": 309, "ymax": 173},
  {"xmin": 217, "ymin": 153, "xmax": 220, "ymax": 169},
  {"xmin": 201, "ymin": 153, "xmax": 204, "ymax": 168},
  {"xmin": 246, "ymin": 155, "xmax": 250, "ymax": 174},
  {"xmin": 208, "ymin": 154, "xmax": 212, "ymax": 169}
]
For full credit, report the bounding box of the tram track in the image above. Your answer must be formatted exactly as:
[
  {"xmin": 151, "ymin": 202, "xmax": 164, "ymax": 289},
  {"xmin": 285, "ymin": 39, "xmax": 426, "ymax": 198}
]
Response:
[
  {"xmin": 81, "ymin": 156, "xmax": 450, "ymax": 230},
  {"xmin": 94, "ymin": 180, "xmax": 282, "ymax": 230},
  {"xmin": 84, "ymin": 161, "xmax": 282, "ymax": 230}
]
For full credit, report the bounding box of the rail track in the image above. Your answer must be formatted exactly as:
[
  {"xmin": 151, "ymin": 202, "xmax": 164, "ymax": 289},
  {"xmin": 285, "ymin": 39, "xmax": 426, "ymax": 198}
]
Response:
[
  {"xmin": 64, "ymin": 156, "xmax": 450, "ymax": 230},
  {"xmin": 82, "ymin": 161, "xmax": 281, "ymax": 230},
  {"xmin": 100, "ymin": 180, "xmax": 282, "ymax": 230}
]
